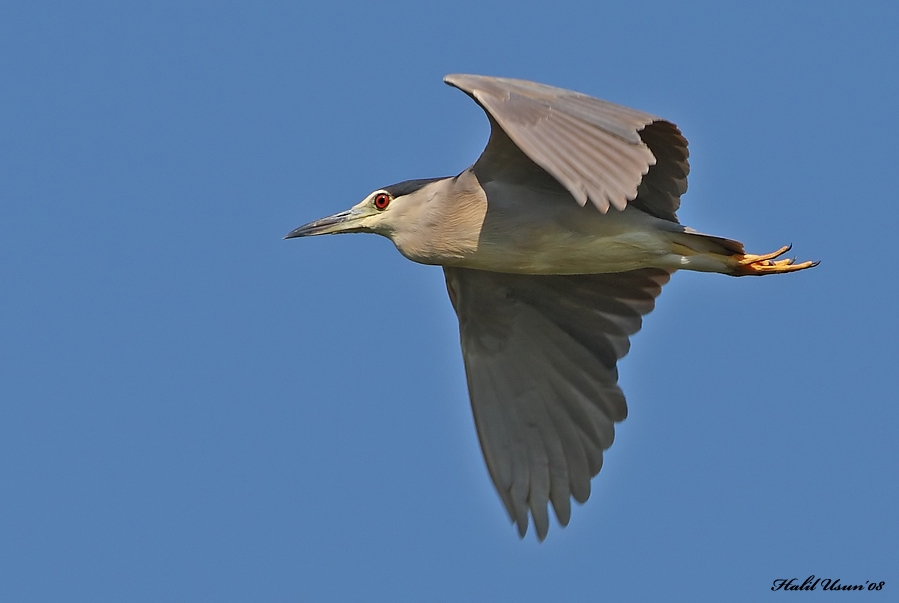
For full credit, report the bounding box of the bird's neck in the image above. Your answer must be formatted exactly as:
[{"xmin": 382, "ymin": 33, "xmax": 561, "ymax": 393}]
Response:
[{"xmin": 387, "ymin": 172, "xmax": 488, "ymax": 267}]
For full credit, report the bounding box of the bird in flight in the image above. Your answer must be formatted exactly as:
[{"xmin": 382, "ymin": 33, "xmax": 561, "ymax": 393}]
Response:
[{"xmin": 286, "ymin": 74, "xmax": 816, "ymax": 540}]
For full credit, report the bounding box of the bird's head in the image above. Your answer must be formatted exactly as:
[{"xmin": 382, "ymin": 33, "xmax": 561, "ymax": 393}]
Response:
[{"xmin": 284, "ymin": 178, "xmax": 446, "ymax": 241}]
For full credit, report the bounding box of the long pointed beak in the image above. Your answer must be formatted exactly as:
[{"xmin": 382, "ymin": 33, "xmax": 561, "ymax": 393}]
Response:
[{"xmin": 284, "ymin": 209, "xmax": 368, "ymax": 239}]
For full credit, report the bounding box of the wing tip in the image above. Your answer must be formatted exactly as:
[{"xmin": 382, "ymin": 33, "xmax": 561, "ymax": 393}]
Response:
[
  {"xmin": 511, "ymin": 496, "xmax": 577, "ymax": 541},
  {"xmin": 444, "ymin": 73, "xmax": 480, "ymax": 90}
]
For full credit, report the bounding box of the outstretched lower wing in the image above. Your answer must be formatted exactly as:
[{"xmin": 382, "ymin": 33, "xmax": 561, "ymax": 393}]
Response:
[{"xmin": 444, "ymin": 266, "xmax": 671, "ymax": 540}]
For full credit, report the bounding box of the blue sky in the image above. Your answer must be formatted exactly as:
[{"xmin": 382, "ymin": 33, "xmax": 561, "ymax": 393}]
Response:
[{"xmin": 1, "ymin": 1, "xmax": 896, "ymax": 600}]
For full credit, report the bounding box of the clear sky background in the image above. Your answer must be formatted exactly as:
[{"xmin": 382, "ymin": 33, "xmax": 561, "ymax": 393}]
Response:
[{"xmin": 1, "ymin": 1, "xmax": 897, "ymax": 601}]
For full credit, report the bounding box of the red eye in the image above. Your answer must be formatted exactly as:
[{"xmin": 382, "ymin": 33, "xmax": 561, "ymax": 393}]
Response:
[{"xmin": 373, "ymin": 193, "xmax": 391, "ymax": 210}]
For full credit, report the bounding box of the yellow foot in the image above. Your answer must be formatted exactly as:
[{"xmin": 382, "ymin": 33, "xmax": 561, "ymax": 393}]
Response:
[{"xmin": 732, "ymin": 245, "xmax": 819, "ymax": 276}]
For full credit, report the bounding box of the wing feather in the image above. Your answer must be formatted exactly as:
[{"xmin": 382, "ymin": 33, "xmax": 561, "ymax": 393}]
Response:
[
  {"xmin": 445, "ymin": 73, "xmax": 689, "ymax": 222},
  {"xmin": 445, "ymin": 266, "xmax": 671, "ymax": 539}
]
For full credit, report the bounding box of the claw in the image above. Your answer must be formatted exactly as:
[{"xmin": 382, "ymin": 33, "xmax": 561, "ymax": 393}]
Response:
[
  {"xmin": 737, "ymin": 244, "xmax": 792, "ymax": 265},
  {"xmin": 732, "ymin": 245, "xmax": 818, "ymax": 276}
]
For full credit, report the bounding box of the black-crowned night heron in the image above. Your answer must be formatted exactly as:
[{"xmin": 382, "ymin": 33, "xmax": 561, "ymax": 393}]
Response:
[{"xmin": 286, "ymin": 74, "xmax": 816, "ymax": 540}]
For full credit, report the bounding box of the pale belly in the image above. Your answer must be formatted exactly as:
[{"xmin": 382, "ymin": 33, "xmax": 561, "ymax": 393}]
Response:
[
  {"xmin": 463, "ymin": 227, "xmax": 674, "ymax": 274},
  {"xmin": 456, "ymin": 202, "xmax": 680, "ymax": 275}
]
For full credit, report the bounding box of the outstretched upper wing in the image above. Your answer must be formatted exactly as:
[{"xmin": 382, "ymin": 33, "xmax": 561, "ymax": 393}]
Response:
[
  {"xmin": 444, "ymin": 266, "xmax": 671, "ymax": 540},
  {"xmin": 445, "ymin": 74, "xmax": 689, "ymax": 222}
]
